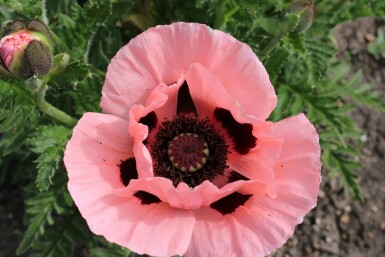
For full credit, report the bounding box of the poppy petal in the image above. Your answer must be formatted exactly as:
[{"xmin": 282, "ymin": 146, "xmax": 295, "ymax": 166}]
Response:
[
  {"xmin": 101, "ymin": 23, "xmax": 276, "ymax": 121},
  {"xmin": 64, "ymin": 113, "xmax": 135, "ymax": 209},
  {"xmin": 84, "ymin": 194, "xmax": 195, "ymax": 257}
]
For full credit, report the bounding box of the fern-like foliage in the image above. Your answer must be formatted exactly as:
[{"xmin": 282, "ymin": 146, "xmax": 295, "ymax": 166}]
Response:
[
  {"xmin": 28, "ymin": 125, "xmax": 71, "ymax": 191},
  {"xmin": 16, "ymin": 179, "xmax": 72, "ymax": 255}
]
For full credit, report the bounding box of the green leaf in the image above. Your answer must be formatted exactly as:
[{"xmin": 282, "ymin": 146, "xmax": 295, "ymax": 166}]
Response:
[
  {"xmin": 28, "ymin": 126, "xmax": 71, "ymax": 191},
  {"xmin": 48, "ymin": 61, "xmax": 91, "ymax": 89},
  {"xmin": 264, "ymin": 47, "xmax": 290, "ymax": 83}
]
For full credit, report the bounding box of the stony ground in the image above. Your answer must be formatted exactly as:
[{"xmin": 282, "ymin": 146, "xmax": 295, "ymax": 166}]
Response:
[
  {"xmin": 1, "ymin": 17, "xmax": 384, "ymax": 257},
  {"xmin": 271, "ymin": 17, "xmax": 385, "ymax": 257}
]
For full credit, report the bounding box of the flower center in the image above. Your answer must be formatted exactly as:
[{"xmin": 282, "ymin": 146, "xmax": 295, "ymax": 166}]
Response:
[
  {"xmin": 150, "ymin": 115, "xmax": 229, "ymax": 187},
  {"xmin": 168, "ymin": 133, "xmax": 209, "ymax": 172}
]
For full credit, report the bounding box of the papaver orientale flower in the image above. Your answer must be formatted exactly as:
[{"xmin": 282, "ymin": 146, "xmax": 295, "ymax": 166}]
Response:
[
  {"xmin": 64, "ymin": 23, "xmax": 321, "ymax": 257},
  {"xmin": 0, "ymin": 19, "xmax": 52, "ymax": 79}
]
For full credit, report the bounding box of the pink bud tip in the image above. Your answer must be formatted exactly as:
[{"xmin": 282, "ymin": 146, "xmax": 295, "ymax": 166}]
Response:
[{"xmin": 0, "ymin": 31, "xmax": 32, "ymax": 69}]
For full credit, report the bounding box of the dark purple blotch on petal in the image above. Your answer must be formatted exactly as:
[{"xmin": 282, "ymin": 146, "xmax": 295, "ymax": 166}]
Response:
[
  {"xmin": 210, "ymin": 192, "xmax": 252, "ymax": 215},
  {"xmin": 228, "ymin": 170, "xmax": 250, "ymax": 183},
  {"xmin": 134, "ymin": 191, "xmax": 161, "ymax": 205},
  {"xmin": 214, "ymin": 108, "xmax": 256, "ymax": 155},
  {"xmin": 177, "ymin": 81, "xmax": 198, "ymax": 116},
  {"xmin": 118, "ymin": 158, "xmax": 138, "ymax": 186},
  {"xmin": 139, "ymin": 111, "xmax": 157, "ymax": 132}
]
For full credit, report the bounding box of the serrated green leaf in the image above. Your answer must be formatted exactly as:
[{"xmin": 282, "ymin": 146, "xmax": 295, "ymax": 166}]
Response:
[
  {"xmin": 49, "ymin": 61, "xmax": 91, "ymax": 89},
  {"xmin": 17, "ymin": 208, "xmax": 49, "ymax": 255},
  {"xmin": 264, "ymin": 47, "xmax": 290, "ymax": 83},
  {"xmin": 28, "ymin": 125, "xmax": 71, "ymax": 191}
]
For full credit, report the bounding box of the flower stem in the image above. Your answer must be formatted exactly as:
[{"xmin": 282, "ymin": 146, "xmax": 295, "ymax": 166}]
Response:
[
  {"xmin": 261, "ymin": 31, "xmax": 284, "ymax": 57},
  {"xmin": 34, "ymin": 79, "xmax": 77, "ymax": 127},
  {"xmin": 330, "ymin": 0, "xmax": 349, "ymax": 11},
  {"xmin": 213, "ymin": 0, "xmax": 229, "ymax": 29}
]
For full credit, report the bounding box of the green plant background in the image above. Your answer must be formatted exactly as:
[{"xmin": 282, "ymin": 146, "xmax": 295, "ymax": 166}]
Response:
[{"xmin": 0, "ymin": 0, "xmax": 385, "ymax": 256}]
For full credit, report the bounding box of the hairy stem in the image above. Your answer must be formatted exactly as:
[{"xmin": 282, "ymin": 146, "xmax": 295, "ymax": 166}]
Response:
[
  {"xmin": 330, "ymin": 0, "xmax": 349, "ymax": 11},
  {"xmin": 213, "ymin": 0, "xmax": 229, "ymax": 29},
  {"xmin": 261, "ymin": 31, "xmax": 284, "ymax": 57},
  {"xmin": 35, "ymin": 80, "xmax": 77, "ymax": 127}
]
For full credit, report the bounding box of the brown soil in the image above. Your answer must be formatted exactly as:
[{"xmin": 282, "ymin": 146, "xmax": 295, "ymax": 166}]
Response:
[{"xmin": 271, "ymin": 17, "xmax": 385, "ymax": 257}]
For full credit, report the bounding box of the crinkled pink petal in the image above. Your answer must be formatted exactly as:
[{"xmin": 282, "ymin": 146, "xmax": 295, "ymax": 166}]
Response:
[
  {"xmin": 186, "ymin": 63, "xmax": 279, "ymax": 195},
  {"xmin": 83, "ymin": 194, "xmax": 195, "ymax": 257},
  {"xmin": 101, "ymin": 23, "xmax": 276, "ymax": 121},
  {"xmin": 64, "ymin": 113, "xmax": 135, "ymax": 210},
  {"xmin": 126, "ymin": 80, "xmax": 185, "ymax": 178},
  {"xmin": 113, "ymin": 177, "xmax": 265, "ymax": 209},
  {"xmin": 227, "ymin": 121, "xmax": 283, "ymax": 197},
  {"xmin": 64, "ymin": 113, "xmax": 195, "ymax": 256},
  {"xmin": 272, "ymin": 113, "xmax": 321, "ymax": 200},
  {"xmin": 185, "ymin": 113, "xmax": 321, "ymax": 257},
  {"xmin": 186, "ymin": 63, "xmax": 259, "ymax": 125},
  {"xmin": 147, "ymin": 76, "xmax": 185, "ymax": 120}
]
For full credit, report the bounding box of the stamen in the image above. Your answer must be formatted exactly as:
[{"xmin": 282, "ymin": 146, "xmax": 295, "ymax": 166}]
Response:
[{"xmin": 151, "ymin": 116, "xmax": 229, "ymax": 187}]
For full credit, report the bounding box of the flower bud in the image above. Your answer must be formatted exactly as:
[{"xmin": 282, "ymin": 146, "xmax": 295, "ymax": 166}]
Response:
[
  {"xmin": 0, "ymin": 19, "xmax": 53, "ymax": 79},
  {"xmin": 286, "ymin": 0, "xmax": 316, "ymax": 34}
]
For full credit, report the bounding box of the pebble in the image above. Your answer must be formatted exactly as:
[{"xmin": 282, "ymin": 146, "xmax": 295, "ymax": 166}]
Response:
[
  {"xmin": 344, "ymin": 205, "xmax": 352, "ymax": 213},
  {"xmin": 364, "ymin": 33, "xmax": 376, "ymax": 42},
  {"xmin": 380, "ymin": 221, "xmax": 385, "ymax": 231},
  {"xmin": 371, "ymin": 205, "xmax": 378, "ymax": 213},
  {"xmin": 340, "ymin": 213, "xmax": 350, "ymax": 224}
]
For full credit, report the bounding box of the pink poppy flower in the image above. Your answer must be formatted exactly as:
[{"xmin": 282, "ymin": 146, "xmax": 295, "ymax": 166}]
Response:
[{"xmin": 64, "ymin": 23, "xmax": 321, "ymax": 257}]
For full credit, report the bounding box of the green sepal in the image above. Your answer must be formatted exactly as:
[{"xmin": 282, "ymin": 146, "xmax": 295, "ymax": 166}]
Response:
[
  {"xmin": 17, "ymin": 40, "xmax": 52, "ymax": 79},
  {"xmin": 286, "ymin": 0, "xmax": 316, "ymax": 34},
  {"xmin": 27, "ymin": 20, "xmax": 53, "ymax": 45},
  {"xmin": 2, "ymin": 19, "xmax": 25, "ymax": 36},
  {"xmin": 0, "ymin": 60, "xmax": 19, "ymax": 80},
  {"xmin": 49, "ymin": 53, "xmax": 70, "ymax": 76}
]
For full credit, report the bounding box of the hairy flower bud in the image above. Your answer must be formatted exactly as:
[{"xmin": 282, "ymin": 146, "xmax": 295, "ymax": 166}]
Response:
[
  {"xmin": 0, "ymin": 19, "xmax": 53, "ymax": 79},
  {"xmin": 287, "ymin": 0, "xmax": 316, "ymax": 33}
]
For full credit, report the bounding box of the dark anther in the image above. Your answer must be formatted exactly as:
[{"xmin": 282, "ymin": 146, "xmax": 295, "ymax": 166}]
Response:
[
  {"xmin": 214, "ymin": 108, "xmax": 256, "ymax": 155},
  {"xmin": 151, "ymin": 116, "xmax": 228, "ymax": 188},
  {"xmin": 134, "ymin": 191, "xmax": 161, "ymax": 205},
  {"xmin": 118, "ymin": 158, "xmax": 138, "ymax": 186},
  {"xmin": 177, "ymin": 81, "xmax": 198, "ymax": 116},
  {"xmin": 228, "ymin": 170, "xmax": 250, "ymax": 183},
  {"xmin": 210, "ymin": 192, "xmax": 252, "ymax": 215},
  {"xmin": 139, "ymin": 111, "xmax": 157, "ymax": 132}
]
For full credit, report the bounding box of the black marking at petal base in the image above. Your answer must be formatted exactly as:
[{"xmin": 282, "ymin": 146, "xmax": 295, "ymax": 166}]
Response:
[
  {"xmin": 214, "ymin": 108, "xmax": 256, "ymax": 155},
  {"xmin": 134, "ymin": 191, "xmax": 161, "ymax": 205},
  {"xmin": 139, "ymin": 111, "xmax": 157, "ymax": 132},
  {"xmin": 118, "ymin": 158, "xmax": 138, "ymax": 186},
  {"xmin": 210, "ymin": 192, "xmax": 252, "ymax": 215},
  {"xmin": 177, "ymin": 81, "xmax": 198, "ymax": 116},
  {"xmin": 228, "ymin": 171, "xmax": 250, "ymax": 183}
]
